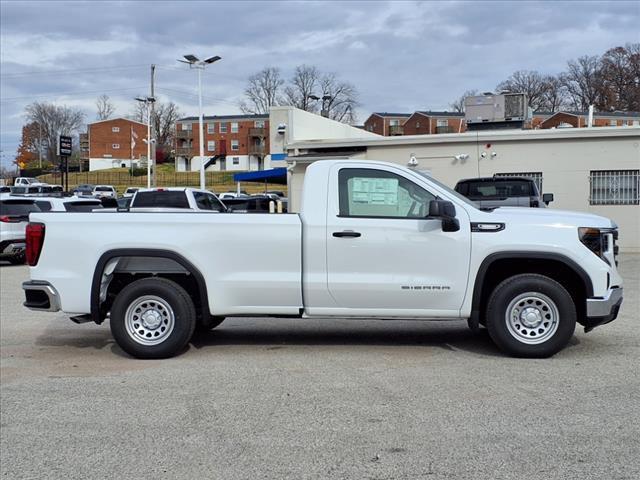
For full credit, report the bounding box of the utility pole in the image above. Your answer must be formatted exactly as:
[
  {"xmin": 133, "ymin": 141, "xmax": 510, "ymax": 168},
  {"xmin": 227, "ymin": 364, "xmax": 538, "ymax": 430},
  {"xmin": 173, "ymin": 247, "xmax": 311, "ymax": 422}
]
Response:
[{"xmin": 150, "ymin": 64, "xmax": 156, "ymax": 187}]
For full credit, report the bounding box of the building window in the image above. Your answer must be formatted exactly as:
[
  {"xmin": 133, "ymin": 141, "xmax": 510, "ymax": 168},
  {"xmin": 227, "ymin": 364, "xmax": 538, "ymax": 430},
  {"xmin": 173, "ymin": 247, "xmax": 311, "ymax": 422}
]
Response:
[
  {"xmin": 590, "ymin": 170, "xmax": 640, "ymax": 205},
  {"xmin": 220, "ymin": 123, "xmax": 227, "ymax": 133},
  {"xmin": 416, "ymin": 121, "xmax": 421, "ymax": 128},
  {"xmin": 207, "ymin": 140, "xmax": 216, "ymax": 152},
  {"xmin": 112, "ymin": 127, "xmax": 120, "ymax": 133},
  {"xmin": 112, "ymin": 144, "xmax": 120, "ymax": 149},
  {"xmin": 231, "ymin": 139, "xmax": 239, "ymax": 151},
  {"xmin": 494, "ymin": 172, "xmax": 543, "ymax": 194},
  {"xmin": 389, "ymin": 119, "xmax": 400, "ymax": 127},
  {"xmin": 436, "ymin": 119, "xmax": 449, "ymax": 127},
  {"xmin": 182, "ymin": 123, "xmax": 192, "ymax": 131},
  {"xmin": 207, "ymin": 123, "xmax": 215, "ymax": 134},
  {"xmin": 254, "ymin": 120, "xmax": 265, "ymax": 128},
  {"xmin": 231, "ymin": 122, "xmax": 239, "ymax": 133},
  {"xmin": 609, "ymin": 120, "xmax": 617, "ymax": 126},
  {"xmin": 232, "ymin": 157, "xmax": 240, "ymax": 165}
]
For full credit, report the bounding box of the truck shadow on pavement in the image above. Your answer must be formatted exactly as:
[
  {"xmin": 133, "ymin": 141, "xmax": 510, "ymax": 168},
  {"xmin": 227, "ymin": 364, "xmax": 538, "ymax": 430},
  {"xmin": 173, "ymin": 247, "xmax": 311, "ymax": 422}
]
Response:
[
  {"xmin": 35, "ymin": 320, "xmax": 580, "ymax": 359},
  {"xmin": 190, "ymin": 321, "xmax": 523, "ymax": 358}
]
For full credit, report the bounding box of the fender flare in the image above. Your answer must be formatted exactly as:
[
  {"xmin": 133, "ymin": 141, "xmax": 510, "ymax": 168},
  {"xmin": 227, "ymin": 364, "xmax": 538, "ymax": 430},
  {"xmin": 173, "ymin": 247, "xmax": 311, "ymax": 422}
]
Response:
[
  {"xmin": 90, "ymin": 248, "xmax": 210, "ymax": 324},
  {"xmin": 469, "ymin": 251, "xmax": 594, "ymax": 326}
]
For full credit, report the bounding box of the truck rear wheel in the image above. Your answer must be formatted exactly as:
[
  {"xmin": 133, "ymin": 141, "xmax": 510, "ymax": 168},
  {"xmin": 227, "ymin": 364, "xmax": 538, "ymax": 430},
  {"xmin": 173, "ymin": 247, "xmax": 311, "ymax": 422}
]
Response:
[
  {"xmin": 485, "ymin": 274, "xmax": 576, "ymax": 358},
  {"xmin": 110, "ymin": 278, "xmax": 196, "ymax": 359}
]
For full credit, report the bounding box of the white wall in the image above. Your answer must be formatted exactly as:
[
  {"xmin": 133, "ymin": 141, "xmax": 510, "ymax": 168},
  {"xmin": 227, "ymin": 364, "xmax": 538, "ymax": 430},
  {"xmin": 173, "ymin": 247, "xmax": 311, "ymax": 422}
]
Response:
[
  {"xmin": 269, "ymin": 106, "xmax": 379, "ymax": 162},
  {"xmin": 287, "ymin": 129, "xmax": 640, "ymax": 251},
  {"xmin": 89, "ymin": 158, "xmax": 141, "ymax": 171},
  {"xmin": 190, "ymin": 155, "xmax": 252, "ymax": 172}
]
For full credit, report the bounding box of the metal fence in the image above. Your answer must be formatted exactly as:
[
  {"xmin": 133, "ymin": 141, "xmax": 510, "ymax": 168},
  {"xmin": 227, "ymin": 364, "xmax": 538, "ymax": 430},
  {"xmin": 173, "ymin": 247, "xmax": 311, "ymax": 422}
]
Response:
[
  {"xmin": 589, "ymin": 169, "xmax": 640, "ymax": 205},
  {"xmin": 37, "ymin": 170, "xmax": 286, "ymax": 194}
]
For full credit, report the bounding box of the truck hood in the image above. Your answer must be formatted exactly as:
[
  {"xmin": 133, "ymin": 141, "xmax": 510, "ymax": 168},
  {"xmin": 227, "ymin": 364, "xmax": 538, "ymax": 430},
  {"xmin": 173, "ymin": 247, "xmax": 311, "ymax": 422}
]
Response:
[{"xmin": 477, "ymin": 206, "xmax": 616, "ymax": 229}]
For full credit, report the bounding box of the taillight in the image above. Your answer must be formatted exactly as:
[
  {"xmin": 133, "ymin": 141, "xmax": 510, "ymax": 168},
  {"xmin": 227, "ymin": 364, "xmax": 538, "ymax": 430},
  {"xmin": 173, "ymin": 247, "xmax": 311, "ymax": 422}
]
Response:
[
  {"xmin": 26, "ymin": 223, "xmax": 45, "ymax": 266},
  {"xmin": 0, "ymin": 215, "xmax": 20, "ymax": 223}
]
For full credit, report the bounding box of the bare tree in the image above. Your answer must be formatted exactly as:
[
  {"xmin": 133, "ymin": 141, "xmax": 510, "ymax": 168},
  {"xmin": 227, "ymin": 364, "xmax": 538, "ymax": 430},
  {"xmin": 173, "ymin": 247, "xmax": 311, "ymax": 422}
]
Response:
[
  {"xmin": 538, "ymin": 75, "xmax": 568, "ymax": 113},
  {"xmin": 96, "ymin": 94, "xmax": 116, "ymax": 120},
  {"xmin": 318, "ymin": 73, "xmax": 359, "ymax": 123},
  {"xmin": 24, "ymin": 102, "xmax": 85, "ymax": 162},
  {"xmin": 449, "ymin": 89, "xmax": 479, "ymax": 112},
  {"xmin": 560, "ymin": 55, "xmax": 605, "ymax": 111},
  {"xmin": 283, "ymin": 65, "xmax": 320, "ymax": 112},
  {"xmin": 130, "ymin": 100, "xmax": 181, "ymax": 149},
  {"xmin": 599, "ymin": 44, "xmax": 640, "ymax": 111},
  {"xmin": 239, "ymin": 67, "xmax": 284, "ymax": 114},
  {"xmin": 496, "ymin": 70, "xmax": 548, "ymax": 110}
]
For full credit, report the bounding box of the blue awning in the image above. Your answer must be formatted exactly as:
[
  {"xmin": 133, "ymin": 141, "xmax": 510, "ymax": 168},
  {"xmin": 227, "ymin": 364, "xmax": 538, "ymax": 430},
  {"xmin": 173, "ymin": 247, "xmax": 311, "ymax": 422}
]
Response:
[{"xmin": 233, "ymin": 168, "xmax": 287, "ymax": 185}]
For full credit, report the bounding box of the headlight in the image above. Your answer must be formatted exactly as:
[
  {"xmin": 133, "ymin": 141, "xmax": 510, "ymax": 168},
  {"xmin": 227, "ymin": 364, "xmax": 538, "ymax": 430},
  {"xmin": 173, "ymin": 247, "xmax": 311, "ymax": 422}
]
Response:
[{"xmin": 578, "ymin": 227, "xmax": 618, "ymax": 266}]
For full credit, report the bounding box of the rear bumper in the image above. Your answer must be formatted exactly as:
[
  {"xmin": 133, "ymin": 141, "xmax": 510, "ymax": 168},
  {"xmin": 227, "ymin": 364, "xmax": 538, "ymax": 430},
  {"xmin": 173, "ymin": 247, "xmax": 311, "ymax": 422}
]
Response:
[
  {"xmin": 583, "ymin": 287, "xmax": 623, "ymax": 332},
  {"xmin": 22, "ymin": 281, "xmax": 61, "ymax": 312},
  {"xmin": 0, "ymin": 239, "xmax": 25, "ymax": 257}
]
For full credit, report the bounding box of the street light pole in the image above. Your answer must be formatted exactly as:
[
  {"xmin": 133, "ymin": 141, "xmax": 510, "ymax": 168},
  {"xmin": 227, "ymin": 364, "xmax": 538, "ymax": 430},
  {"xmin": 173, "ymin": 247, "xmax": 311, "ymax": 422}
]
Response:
[
  {"xmin": 197, "ymin": 65, "xmax": 205, "ymax": 190},
  {"xmin": 135, "ymin": 96, "xmax": 156, "ymax": 188},
  {"xmin": 179, "ymin": 54, "xmax": 221, "ymax": 190}
]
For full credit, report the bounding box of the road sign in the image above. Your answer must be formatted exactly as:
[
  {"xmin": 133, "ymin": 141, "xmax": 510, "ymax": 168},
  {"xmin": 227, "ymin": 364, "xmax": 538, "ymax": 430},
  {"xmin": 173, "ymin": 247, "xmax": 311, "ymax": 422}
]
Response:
[{"xmin": 58, "ymin": 135, "xmax": 72, "ymax": 156}]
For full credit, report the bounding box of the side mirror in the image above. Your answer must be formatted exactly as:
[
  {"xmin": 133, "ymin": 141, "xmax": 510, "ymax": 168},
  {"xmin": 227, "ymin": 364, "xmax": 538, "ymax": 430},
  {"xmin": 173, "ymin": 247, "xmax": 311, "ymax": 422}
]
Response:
[
  {"xmin": 428, "ymin": 200, "xmax": 460, "ymax": 232},
  {"xmin": 542, "ymin": 193, "xmax": 554, "ymax": 205}
]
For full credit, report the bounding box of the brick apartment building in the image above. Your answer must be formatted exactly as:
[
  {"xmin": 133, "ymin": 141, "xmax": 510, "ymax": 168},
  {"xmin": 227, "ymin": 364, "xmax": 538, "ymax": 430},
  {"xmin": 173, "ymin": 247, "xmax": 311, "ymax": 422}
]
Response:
[
  {"xmin": 175, "ymin": 114, "xmax": 269, "ymax": 172},
  {"xmin": 532, "ymin": 111, "xmax": 640, "ymax": 129},
  {"xmin": 363, "ymin": 113, "xmax": 411, "ymax": 136},
  {"xmin": 86, "ymin": 118, "xmax": 148, "ymax": 171},
  {"xmin": 402, "ymin": 111, "xmax": 466, "ymax": 135},
  {"xmin": 363, "ymin": 109, "xmax": 639, "ymax": 137}
]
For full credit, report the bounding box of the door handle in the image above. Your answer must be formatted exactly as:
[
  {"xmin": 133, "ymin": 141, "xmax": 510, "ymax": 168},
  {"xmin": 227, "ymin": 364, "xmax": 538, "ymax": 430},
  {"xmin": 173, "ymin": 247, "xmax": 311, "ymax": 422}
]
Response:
[{"xmin": 333, "ymin": 231, "xmax": 361, "ymax": 238}]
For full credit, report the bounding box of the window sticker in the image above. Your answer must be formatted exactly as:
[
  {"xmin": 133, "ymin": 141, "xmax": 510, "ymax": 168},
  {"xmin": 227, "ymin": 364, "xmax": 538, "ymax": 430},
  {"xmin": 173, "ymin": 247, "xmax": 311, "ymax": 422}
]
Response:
[{"xmin": 351, "ymin": 177, "xmax": 398, "ymax": 205}]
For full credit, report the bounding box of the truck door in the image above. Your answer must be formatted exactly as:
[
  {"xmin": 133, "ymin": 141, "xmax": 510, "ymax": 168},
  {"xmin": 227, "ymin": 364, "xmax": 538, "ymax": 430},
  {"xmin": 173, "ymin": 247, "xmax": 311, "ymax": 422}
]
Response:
[{"xmin": 325, "ymin": 165, "xmax": 471, "ymax": 317}]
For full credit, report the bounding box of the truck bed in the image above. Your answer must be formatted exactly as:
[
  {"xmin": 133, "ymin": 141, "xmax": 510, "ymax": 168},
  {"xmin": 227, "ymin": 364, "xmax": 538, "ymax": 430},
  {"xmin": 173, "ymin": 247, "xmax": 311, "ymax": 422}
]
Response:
[{"xmin": 29, "ymin": 212, "xmax": 303, "ymax": 316}]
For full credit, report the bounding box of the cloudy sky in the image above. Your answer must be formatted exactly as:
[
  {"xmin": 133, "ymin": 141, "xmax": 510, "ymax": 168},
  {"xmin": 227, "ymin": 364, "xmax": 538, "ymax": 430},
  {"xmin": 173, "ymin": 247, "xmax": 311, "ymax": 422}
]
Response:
[{"xmin": 1, "ymin": 0, "xmax": 638, "ymax": 167}]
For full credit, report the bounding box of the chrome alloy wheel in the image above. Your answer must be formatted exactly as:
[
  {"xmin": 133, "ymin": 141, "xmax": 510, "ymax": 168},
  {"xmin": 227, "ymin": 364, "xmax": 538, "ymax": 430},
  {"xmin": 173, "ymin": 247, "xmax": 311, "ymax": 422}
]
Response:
[
  {"xmin": 505, "ymin": 292, "xmax": 559, "ymax": 345},
  {"xmin": 124, "ymin": 295, "xmax": 175, "ymax": 346}
]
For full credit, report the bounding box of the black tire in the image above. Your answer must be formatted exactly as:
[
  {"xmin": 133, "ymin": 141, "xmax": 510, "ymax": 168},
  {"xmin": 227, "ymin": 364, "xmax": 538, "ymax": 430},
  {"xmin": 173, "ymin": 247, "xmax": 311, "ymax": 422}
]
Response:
[
  {"xmin": 110, "ymin": 277, "xmax": 196, "ymax": 359},
  {"xmin": 485, "ymin": 274, "xmax": 576, "ymax": 358},
  {"xmin": 195, "ymin": 315, "xmax": 225, "ymax": 333}
]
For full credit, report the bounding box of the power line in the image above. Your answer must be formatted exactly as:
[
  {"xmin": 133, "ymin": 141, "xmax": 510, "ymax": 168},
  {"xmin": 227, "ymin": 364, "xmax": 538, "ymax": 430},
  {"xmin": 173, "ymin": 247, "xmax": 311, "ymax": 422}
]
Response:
[
  {"xmin": 0, "ymin": 64, "xmax": 149, "ymax": 78},
  {"xmin": 0, "ymin": 86, "xmax": 147, "ymax": 103}
]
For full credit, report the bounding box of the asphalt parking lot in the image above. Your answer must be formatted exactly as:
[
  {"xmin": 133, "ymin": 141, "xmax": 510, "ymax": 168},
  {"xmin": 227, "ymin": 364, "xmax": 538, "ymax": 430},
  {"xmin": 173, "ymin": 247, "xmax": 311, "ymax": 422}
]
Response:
[{"xmin": 1, "ymin": 257, "xmax": 639, "ymax": 480}]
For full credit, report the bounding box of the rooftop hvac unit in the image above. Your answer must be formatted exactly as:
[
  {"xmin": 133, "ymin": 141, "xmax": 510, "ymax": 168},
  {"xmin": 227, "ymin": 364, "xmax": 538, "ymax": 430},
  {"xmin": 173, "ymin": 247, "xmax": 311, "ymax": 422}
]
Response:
[{"xmin": 465, "ymin": 93, "xmax": 528, "ymax": 125}]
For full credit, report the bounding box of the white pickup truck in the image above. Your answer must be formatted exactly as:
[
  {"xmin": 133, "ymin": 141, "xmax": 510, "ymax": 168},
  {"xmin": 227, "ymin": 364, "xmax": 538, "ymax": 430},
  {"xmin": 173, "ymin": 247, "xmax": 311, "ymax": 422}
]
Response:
[{"xmin": 22, "ymin": 160, "xmax": 623, "ymax": 359}]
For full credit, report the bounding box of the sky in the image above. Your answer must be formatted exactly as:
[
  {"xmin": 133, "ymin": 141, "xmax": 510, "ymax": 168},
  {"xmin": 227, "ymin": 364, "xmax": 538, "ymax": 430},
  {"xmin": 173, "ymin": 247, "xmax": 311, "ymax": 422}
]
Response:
[{"xmin": 1, "ymin": 0, "xmax": 639, "ymax": 168}]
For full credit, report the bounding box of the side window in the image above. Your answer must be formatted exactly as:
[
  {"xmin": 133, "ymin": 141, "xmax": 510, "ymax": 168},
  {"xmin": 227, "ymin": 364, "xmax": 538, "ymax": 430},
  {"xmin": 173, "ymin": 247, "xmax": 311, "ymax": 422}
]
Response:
[
  {"xmin": 193, "ymin": 192, "xmax": 210, "ymax": 210},
  {"xmin": 338, "ymin": 168, "xmax": 436, "ymax": 218},
  {"xmin": 35, "ymin": 201, "xmax": 52, "ymax": 212}
]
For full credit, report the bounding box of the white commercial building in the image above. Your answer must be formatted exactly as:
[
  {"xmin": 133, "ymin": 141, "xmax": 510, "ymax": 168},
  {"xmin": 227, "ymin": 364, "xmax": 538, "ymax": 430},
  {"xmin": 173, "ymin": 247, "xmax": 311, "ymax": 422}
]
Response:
[{"xmin": 269, "ymin": 107, "xmax": 640, "ymax": 252}]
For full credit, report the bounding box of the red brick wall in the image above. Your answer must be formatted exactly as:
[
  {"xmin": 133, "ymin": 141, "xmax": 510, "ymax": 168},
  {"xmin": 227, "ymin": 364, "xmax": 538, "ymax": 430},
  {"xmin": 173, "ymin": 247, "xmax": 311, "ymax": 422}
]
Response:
[
  {"xmin": 403, "ymin": 114, "xmax": 466, "ymax": 135},
  {"xmin": 89, "ymin": 119, "xmax": 148, "ymax": 159},
  {"xmin": 178, "ymin": 119, "xmax": 270, "ymax": 156}
]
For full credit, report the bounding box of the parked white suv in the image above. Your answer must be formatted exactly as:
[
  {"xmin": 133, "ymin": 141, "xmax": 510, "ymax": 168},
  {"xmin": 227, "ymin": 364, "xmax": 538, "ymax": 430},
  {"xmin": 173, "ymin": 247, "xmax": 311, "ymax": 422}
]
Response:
[
  {"xmin": 93, "ymin": 185, "xmax": 117, "ymax": 199},
  {"xmin": 0, "ymin": 195, "xmax": 40, "ymax": 264},
  {"xmin": 32, "ymin": 197, "xmax": 104, "ymax": 212}
]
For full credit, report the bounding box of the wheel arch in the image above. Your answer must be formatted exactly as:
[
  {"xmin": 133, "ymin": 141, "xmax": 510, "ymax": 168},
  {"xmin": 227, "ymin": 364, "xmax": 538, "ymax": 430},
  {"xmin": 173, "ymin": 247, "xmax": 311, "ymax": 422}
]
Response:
[
  {"xmin": 470, "ymin": 251, "xmax": 593, "ymax": 327},
  {"xmin": 91, "ymin": 249, "xmax": 211, "ymax": 324}
]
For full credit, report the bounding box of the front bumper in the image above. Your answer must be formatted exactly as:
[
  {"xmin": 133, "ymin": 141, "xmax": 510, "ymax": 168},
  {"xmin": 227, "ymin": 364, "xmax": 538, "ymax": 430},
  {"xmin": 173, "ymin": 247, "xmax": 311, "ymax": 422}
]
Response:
[
  {"xmin": 582, "ymin": 287, "xmax": 623, "ymax": 332},
  {"xmin": 22, "ymin": 281, "xmax": 61, "ymax": 312}
]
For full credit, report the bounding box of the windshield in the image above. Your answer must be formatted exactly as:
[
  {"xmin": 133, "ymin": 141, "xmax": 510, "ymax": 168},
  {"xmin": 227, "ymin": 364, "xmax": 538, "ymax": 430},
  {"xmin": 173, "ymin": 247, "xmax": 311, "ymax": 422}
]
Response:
[
  {"xmin": 65, "ymin": 201, "xmax": 103, "ymax": 212},
  {"xmin": 95, "ymin": 186, "xmax": 114, "ymax": 192},
  {"xmin": 413, "ymin": 170, "xmax": 479, "ymax": 209}
]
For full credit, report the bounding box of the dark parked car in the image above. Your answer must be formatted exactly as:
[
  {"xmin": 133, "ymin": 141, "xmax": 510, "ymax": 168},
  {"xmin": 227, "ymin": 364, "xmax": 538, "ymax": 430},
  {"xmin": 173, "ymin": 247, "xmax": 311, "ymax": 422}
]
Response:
[{"xmin": 454, "ymin": 176, "xmax": 554, "ymax": 209}]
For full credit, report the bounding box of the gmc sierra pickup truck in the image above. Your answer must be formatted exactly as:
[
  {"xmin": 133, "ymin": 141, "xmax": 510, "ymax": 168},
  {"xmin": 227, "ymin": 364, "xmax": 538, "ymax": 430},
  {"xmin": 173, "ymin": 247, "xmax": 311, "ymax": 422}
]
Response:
[{"xmin": 22, "ymin": 160, "xmax": 623, "ymax": 359}]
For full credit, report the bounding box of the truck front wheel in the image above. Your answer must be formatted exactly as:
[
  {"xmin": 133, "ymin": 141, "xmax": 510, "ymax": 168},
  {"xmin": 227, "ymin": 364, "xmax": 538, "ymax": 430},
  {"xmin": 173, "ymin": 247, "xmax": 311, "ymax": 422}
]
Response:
[
  {"xmin": 486, "ymin": 274, "xmax": 576, "ymax": 358},
  {"xmin": 110, "ymin": 278, "xmax": 196, "ymax": 359}
]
